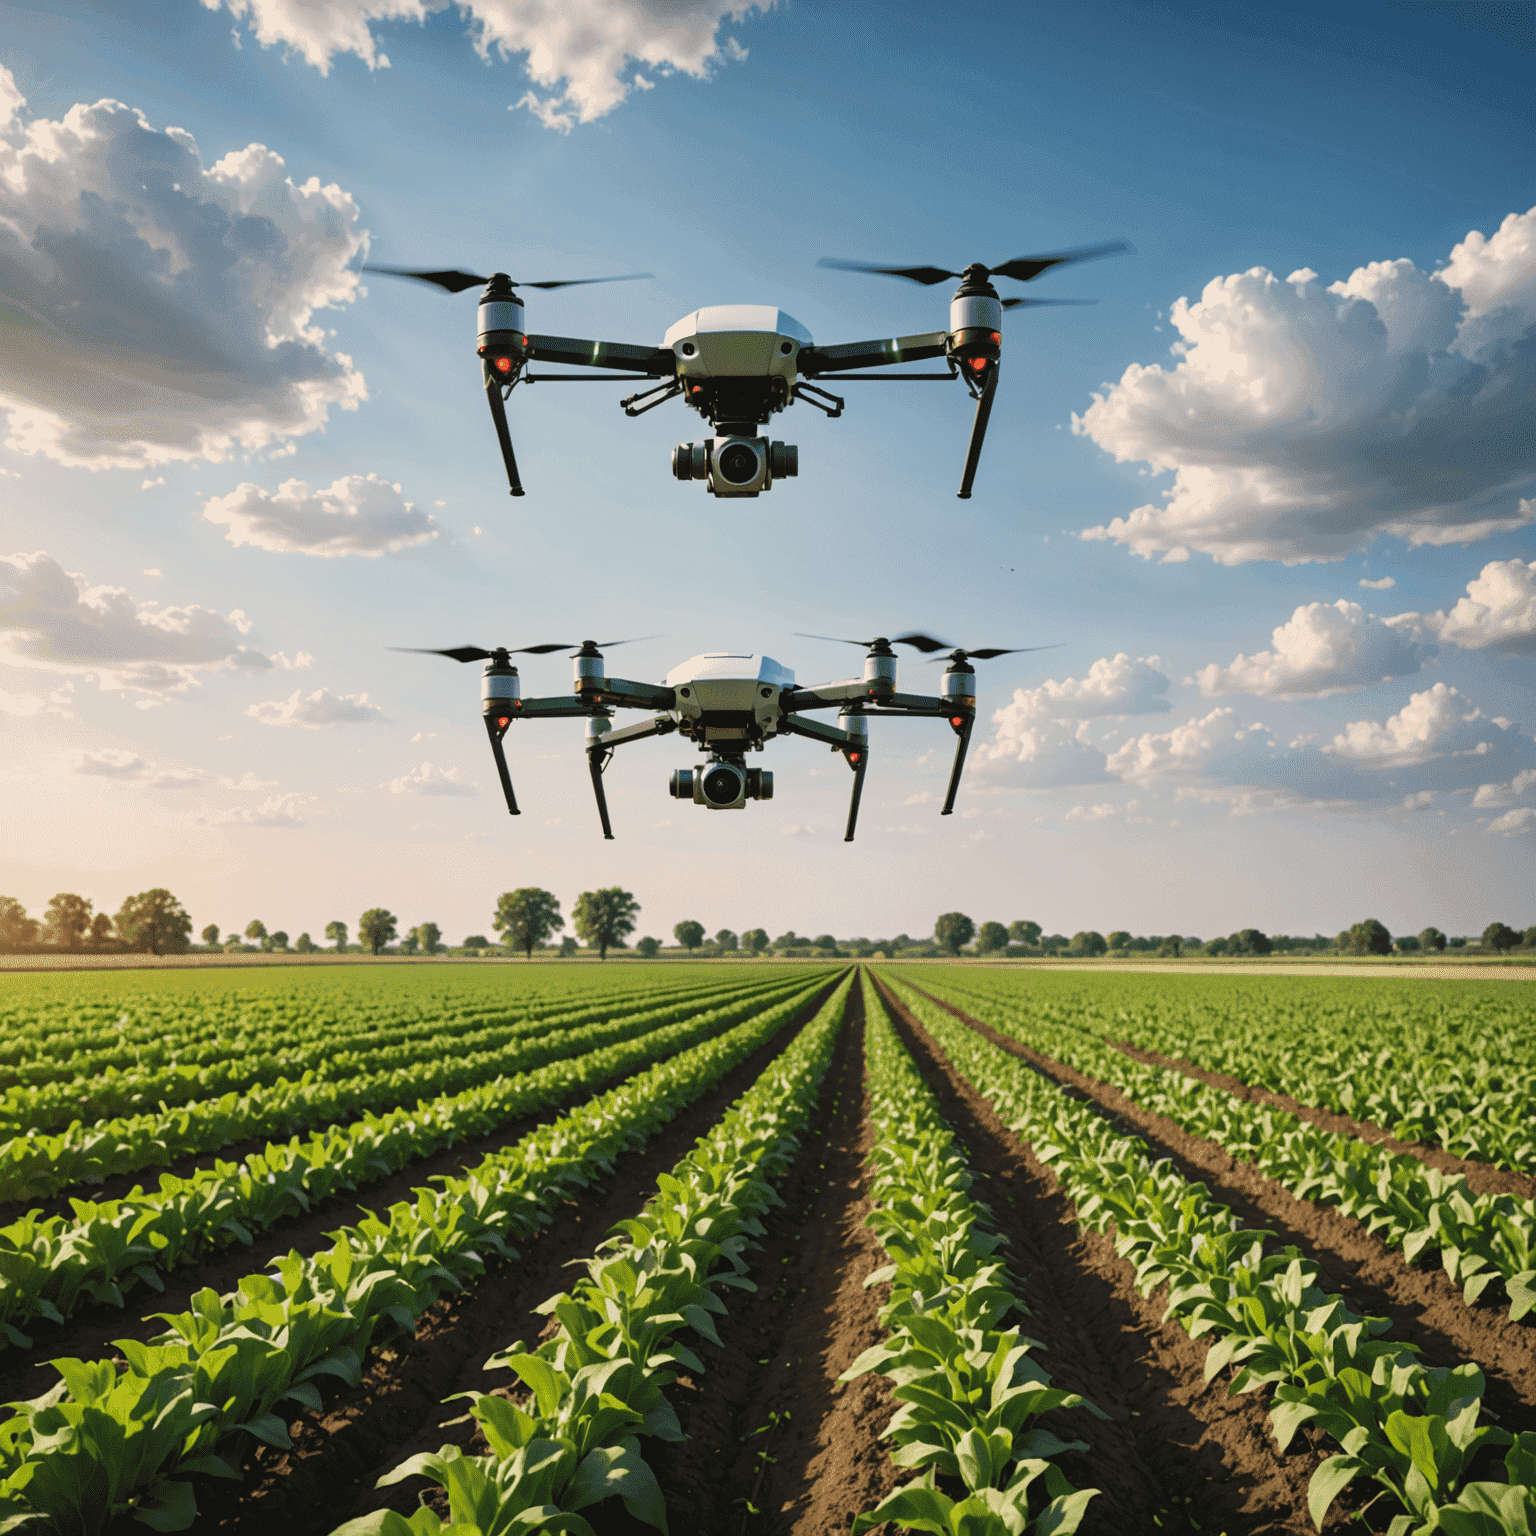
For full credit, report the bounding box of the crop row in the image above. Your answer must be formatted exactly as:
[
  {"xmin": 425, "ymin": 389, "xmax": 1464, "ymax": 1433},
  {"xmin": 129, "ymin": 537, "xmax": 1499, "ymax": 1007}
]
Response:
[
  {"xmin": 0, "ymin": 971, "xmax": 840, "ymax": 1532},
  {"xmin": 909, "ymin": 972, "xmax": 1536, "ymax": 1324},
  {"xmin": 0, "ymin": 974, "xmax": 815, "ymax": 1203},
  {"xmin": 0, "ymin": 976, "xmax": 824, "ymax": 1351},
  {"xmin": 884, "ymin": 978, "xmax": 1536, "ymax": 1532},
  {"xmin": 0, "ymin": 973, "xmax": 795, "ymax": 1135},
  {"xmin": 844, "ymin": 971, "xmax": 1101, "ymax": 1535},
  {"xmin": 336, "ymin": 971, "xmax": 856, "ymax": 1535}
]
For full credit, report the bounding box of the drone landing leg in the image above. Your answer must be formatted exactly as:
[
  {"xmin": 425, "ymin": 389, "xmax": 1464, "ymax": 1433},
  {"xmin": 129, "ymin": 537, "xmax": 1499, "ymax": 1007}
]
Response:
[
  {"xmin": 485, "ymin": 381, "xmax": 526, "ymax": 497},
  {"xmin": 484, "ymin": 717, "xmax": 520, "ymax": 816},
  {"xmin": 843, "ymin": 747, "xmax": 869, "ymax": 842},
  {"xmin": 940, "ymin": 715, "xmax": 974, "ymax": 815},
  {"xmin": 588, "ymin": 748, "xmax": 615, "ymax": 840},
  {"xmin": 957, "ymin": 365, "xmax": 999, "ymax": 500}
]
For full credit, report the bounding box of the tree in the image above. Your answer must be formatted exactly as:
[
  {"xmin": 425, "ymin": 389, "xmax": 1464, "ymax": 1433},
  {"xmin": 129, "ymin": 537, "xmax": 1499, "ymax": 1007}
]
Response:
[
  {"xmin": 1008, "ymin": 920, "xmax": 1042, "ymax": 947},
  {"xmin": 574, "ymin": 888, "xmax": 640, "ymax": 959},
  {"xmin": 812, "ymin": 934, "xmax": 840, "ymax": 952},
  {"xmin": 415, "ymin": 922, "xmax": 442, "ymax": 955},
  {"xmin": 772, "ymin": 930, "xmax": 798, "ymax": 950},
  {"xmin": 0, "ymin": 897, "xmax": 38, "ymax": 951},
  {"xmin": 934, "ymin": 913, "xmax": 975, "ymax": 955},
  {"xmin": 1106, "ymin": 930, "xmax": 1132, "ymax": 952},
  {"xmin": 463, "ymin": 934, "xmax": 490, "ymax": 950},
  {"xmin": 200, "ymin": 923, "xmax": 221, "ymax": 948},
  {"xmin": 244, "ymin": 919, "xmax": 267, "ymax": 945},
  {"xmin": 1232, "ymin": 928, "xmax": 1272, "ymax": 956},
  {"xmin": 359, "ymin": 908, "xmax": 397, "ymax": 955},
  {"xmin": 1068, "ymin": 930, "xmax": 1107, "ymax": 957},
  {"xmin": 715, "ymin": 929, "xmax": 739, "ymax": 951},
  {"xmin": 743, "ymin": 928, "xmax": 769, "ymax": 956},
  {"xmin": 1339, "ymin": 919, "xmax": 1391, "ymax": 956},
  {"xmin": 268, "ymin": 930, "xmax": 289, "ymax": 951},
  {"xmin": 636, "ymin": 936, "xmax": 660, "ymax": 958},
  {"xmin": 674, "ymin": 920, "xmax": 705, "ymax": 953},
  {"xmin": 295, "ymin": 932, "xmax": 315, "ymax": 953},
  {"xmin": 1419, "ymin": 926, "xmax": 1447, "ymax": 952},
  {"xmin": 1395, "ymin": 934, "xmax": 1421, "ymax": 953},
  {"xmin": 44, "ymin": 893, "xmax": 93, "ymax": 950},
  {"xmin": 1483, "ymin": 921, "xmax": 1521, "ymax": 953},
  {"xmin": 88, "ymin": 912, "xmax": 114, "ymax": 947},
  {"xmin": 975, "ymin": 921, "xmax": 1009, "ymax": 954},
  {"xmin": 1524, "ymin": 927, "xmax": 1536, "ymax": 950},
  {"xmin": 115, "ymin": 889, "xmax": 193, "ymax": 955},
  {"xmin": 399, "ymin": 929, "xmax": 420, "ymax": 955},
  {"xmin": 495, "ymin": 889, "xmax": 564, "ymax": 960},
  {"xmin": 559, "ymin": 936, "xmax": 579, "ymax": 958},
  {"xmin": 1156, "ymin": 935, "xmax": 1183, "ymax": 958},
  {"xmin": 325, "ymin": 921, "xmax": 348, "ymax": 953}
]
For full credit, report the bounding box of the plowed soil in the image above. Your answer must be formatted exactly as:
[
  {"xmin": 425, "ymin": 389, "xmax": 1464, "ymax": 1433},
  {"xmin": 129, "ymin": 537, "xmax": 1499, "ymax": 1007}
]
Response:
[
  {"xmin": 873, "ymin": 977, "xmax": 1320, "ymax": 1535},
  {"xmin": 1108, "ymin": 1037, "xmax": 1536, "ymax": 1201},
  {"xmin": 903, "ymin": 983, "xmax": 1536, "ymax": 1431},
  {"xmin": 198, "ymin": 978, "xmax": 841, "ymax": 1535}
]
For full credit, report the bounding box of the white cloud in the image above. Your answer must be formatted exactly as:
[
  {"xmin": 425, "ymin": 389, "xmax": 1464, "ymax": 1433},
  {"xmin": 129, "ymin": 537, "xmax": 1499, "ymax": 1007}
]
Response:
[
  {"xmin": 246, "ymin": 687, "xmax": 385, "ymax": 727},
  {"xmin": 207, "ymin": 0, "xmax": 760, "ymax": 130},
  {"xmin": 386, "ymin": 760, "xmax": 475, "ymax": 795},
  {"xmin": 63, "ymin": 749, "xmax": 206, "ymax": 788},
  {"xmin": 972, "ymin": 719, "xmax": 1116, "ymax": 790},
  {"xmin": 1076, "ymin": 209, "xmax": 1536, "ymax": 564},
  {"xmin": 0, "ymin": 681, "xmax": 73, "ymax": 718},
  {"xmin": 1420, "ymin": 559, "xmax": 1536, "ymax": 654},
  {"xmin": 992, "ymin": 653, "xmax": 1171, "ymax": 726},
  {"xmin": 201, "ymin": 475, "xmax": 437, "ymax": 557},
  {"xmin": 1488, "ymin": 806, "xmax": 1536, "ymax": 836},
  {"xmin": 1194, "ymin": 600, "xmax": 1434, "ymax": 699},
  {"xmin": 1472, "ymin": 768, "xmax": 1536, "ymax": 809},
  {"xmin": 1064, "ymin": 802, "xmax": 1120, "ymax": 823},
  {"xmin": 1323, "ymin": 682, "xmax": 1513, "ymax": 768},
  {"xmin": 0, "ymin": 68, "xmax": 366, "ymax": 468},
  {"xmin": 202, "ymin": 792, "xmax": 311, "ymax": 827},
  {"xmin": 1359, "ymin": 576, "xmax": 1395, "ymax": 590},
  {"xmin": 0, "ymin": 551, "xmax": 270, "ymax": 691},
  {"xmin": 272, "ymin": 650, "xmax": 313, "ymax": 669},
  {"xmin": 1106, "ymin": 707, "xmax": 1279, "ymax": 783}
]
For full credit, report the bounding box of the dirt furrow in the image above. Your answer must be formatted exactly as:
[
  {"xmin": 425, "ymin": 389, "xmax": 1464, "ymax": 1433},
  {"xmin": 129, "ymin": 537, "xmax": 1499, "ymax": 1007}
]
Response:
[
  {"xmin": 205, "ymin": 983, "xmax": 840, "ymax": 1536},
  {"xmin": 1107, "ymin": 1037, "xmax": 1536, "ymax": 1201},
  {"xmin": 907, "ymin": 984, "xmax": 1536, "ymax": 1429},
  {"xmin": 874, "ymin": 978, "xmax": 1317, "ymax": 1536},
  {"xmin": 634, "ymin": 976, "xmax": 899, "ymax": 1536}
]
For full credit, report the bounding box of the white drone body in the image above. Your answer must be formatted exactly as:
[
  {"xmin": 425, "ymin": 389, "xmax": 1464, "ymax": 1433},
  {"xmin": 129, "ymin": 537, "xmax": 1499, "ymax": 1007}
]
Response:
[
  {"xmin": 662, "ymin": 307, "xmax": 811, "ymax": 382},
  {"xmin": 663, "ymin": 652, "xmax": 796, "ymax": 748}
]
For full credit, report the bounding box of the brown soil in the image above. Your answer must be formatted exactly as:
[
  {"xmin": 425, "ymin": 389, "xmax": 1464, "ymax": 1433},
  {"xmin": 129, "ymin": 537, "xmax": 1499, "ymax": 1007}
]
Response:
[
  {"xmin": 194, "ymin": 979, "xmax": 842, "ymax": 1535},
  {"xmin": 635, "ymin": 975, "xmax": 901, "ymax": 1536},
  {"xmin": 905, "ymin": 984, "xmax": 1536, "ymax": 1431},
  {"xmin": 1109, "ymin": 1038, "xmax": 1536, "ymax": 1201},
  {"xmin": 873, "ymin": 978, "xmax": 1319, "ymax": 1536}
]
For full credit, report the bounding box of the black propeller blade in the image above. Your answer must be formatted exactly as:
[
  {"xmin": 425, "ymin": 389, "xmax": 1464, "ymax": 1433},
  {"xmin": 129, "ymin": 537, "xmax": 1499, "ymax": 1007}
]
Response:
[
  {"xmin": 816, "ymin": 241, "xmax": 1131, "ymax": 287},
  {"xmin": 363, "ymin": 265, "xmax": 652, "ymax": 295},
  {"xmin": 926, "ymin": 643, "xmax": 1063, "ymax": 661},
  {"xmin": 999, "ymin": 296, "xmax": 1096, "ymax": 310},
  {"xmin": 795, "ymin": 631, "xmax": 1055, "ymax": 658},
  {"xmin": 391, "ymin": 636, "xmax": 661, "ymax": 663}
]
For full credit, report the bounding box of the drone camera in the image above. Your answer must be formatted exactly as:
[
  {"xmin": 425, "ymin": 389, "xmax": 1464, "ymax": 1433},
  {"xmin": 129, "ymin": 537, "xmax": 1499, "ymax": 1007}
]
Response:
[
  {"xmin": 672, "ymin": 436, "xmax": 797, "ymax": 497},
  {"xmin": 670, "ymin": 758, "xmax": 772, "ymax": 810}
]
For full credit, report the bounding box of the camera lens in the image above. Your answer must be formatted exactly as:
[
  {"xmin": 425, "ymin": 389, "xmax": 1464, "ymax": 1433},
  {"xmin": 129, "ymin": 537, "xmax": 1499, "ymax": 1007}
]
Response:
[
  {"xmin": 702, "ymin": 764, "xmax": 740, "ymax": 804},
  {"xmin": 717, "ymin": 442, "xmax": 759, "ymax": 485}
]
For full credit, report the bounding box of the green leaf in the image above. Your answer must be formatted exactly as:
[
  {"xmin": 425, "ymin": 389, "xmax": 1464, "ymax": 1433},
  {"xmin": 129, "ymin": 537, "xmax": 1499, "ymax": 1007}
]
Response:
[
  {"xmin": 1309, "ymin": 1455, "xmax": 1366, "ymax": 1530},
  {"xmin": 131, "ymin": 1478, "xmax": 198, "ymax": 1532},
  {"xmin": 565, "ymin": 1443, "xmax": 668, "ymax": 1532}
]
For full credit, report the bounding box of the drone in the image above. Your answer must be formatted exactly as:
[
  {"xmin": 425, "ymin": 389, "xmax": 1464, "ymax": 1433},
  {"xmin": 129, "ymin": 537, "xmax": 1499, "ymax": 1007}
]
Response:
[
  {"xmin": 393, "ymin": 634, "xmax": 1054, "ymax": 841},
  {"xmin": 364, "ymin": 241, "xmax": 1128, "ymax": 500}
]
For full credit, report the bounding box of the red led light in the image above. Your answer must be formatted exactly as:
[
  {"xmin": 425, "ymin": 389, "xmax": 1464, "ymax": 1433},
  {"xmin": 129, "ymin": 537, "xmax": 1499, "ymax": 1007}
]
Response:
[
  {"xmin": 496, "ymin": 716, "xmax": 510, "ymax": 728},
  {"xmin": 990, "ymin": 331, "xmax": 1000, "ymax": 343},
  {"xmin": 950, "ymin": 716, "xmax": 965, "ymax": 729},
  {"xmin": 969, "ymin": 357, "xmax": 987, "ymax": 372},
  {"xmin": 494, "ymin": 356, "xmax": 513, "ymax": 373},
  {"xmin": 849, "ymin": 751, "xmax": 861, "ymax": 764}
]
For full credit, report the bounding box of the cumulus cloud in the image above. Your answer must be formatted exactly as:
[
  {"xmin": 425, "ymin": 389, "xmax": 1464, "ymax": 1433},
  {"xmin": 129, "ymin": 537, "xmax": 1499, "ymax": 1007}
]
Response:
[
  {"xmin": 201, "ymin": 475, "xmax": 438, "ymax": 556},
  {"xmin": 1194, "ymin": 599, "xmax": 1434, "ymax": 699},
  {"xmin": 0, "ymin": 681, "xmax": 73, "ymax": 718},
  {"xmin": 992, "ymin": 653, "xmax": 1171, "ymax": 726},
  {"xmin": 202, "ymin": 793, "xmax": 311, "ymax": 827},
  {"xmin": 1064, "ymin": 801, "xmax": 1121, "ymax": 823},
  {"xmin": 64, "ymin": 749, "xmax": 206, "ymax": 787},
  {"xmin": 272, "ymin": 650, "xmax": 313, "ymax": 669},
  {"xmin": 972, "ymin": 719, "xmax": 1116, "ymax": 789},
  {"xmin": 1360, "ymin": 576, "xmax": 1395, "ymax": 590},
  {"xmin": 246, "ymin": 687, "xmax": 385, "ymax": 728},
  {"xmin": 1488, "ymin": 806, "xmax": 1536, "ymax": 835},
  {"xmin": 1076, "ymin": 208, "xmax": 1536, "ymax": 564},
  {"xmin": 386, "ymin": 760, "xmax": 475, "ymax": 795},
  {"xmin": 1419, "ymin": 558, "xmax": 1536, "ymax": 654},
  {"xmin": 0, "ymin": 66, "xmax": 366, "ymax": 468},
  {"xmin": 1322, "ymin": 681, "xmax": 1513, "ymax": 768},
  {"xmin": 207, "ymin": 0, "xmax": 760, "ymax": 131},
  {"xmin": 1472, "ymin": 768, "xmax": 1536, "ymax": 809},
  {"xmin": 1106, "ymin": 707, "xmax": 1280, "ymax": 784},
  {"xmin": 0, "ymin": 552, "xmax": 270, "ymax": 691}
]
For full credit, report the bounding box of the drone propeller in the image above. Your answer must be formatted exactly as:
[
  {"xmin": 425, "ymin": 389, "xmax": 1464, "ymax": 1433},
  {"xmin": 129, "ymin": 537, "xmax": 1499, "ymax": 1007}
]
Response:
[
  {"xmin": 999, "ymin": 296, "xmax": 1095, "ymax": 310},
  {"xmin": 363, "ymin": 265, "xmax": 653, "ymax": 295},
  {"xmin": 796, "ymin": 631, "xmax": 1056, "ymax": 659},
  {"xmin": 816, "ymin": 241, "xmax": 1131, "ymax": 288},
  {"xmin": 391, "ymin": 636, "xmax": 662, "ymax": 664}
]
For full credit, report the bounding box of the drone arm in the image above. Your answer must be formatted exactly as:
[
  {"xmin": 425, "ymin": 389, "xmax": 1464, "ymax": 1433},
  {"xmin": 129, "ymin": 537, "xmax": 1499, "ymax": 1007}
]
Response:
[
  {"xmin": 940, "ymin": 713, "xmax": 975, "ymax": 816},
  {"xmin": 484, "ymin": 381, "xmax": 525, "ymax": 497},
  {"xmin": 483, "ymin": 716, "xmax": 520, "ymax": 816},
  {"xmin": 600, "ymin": 715, "xmax": 678, "ymax": 749},
  {"xmin": 844, "ymin": 743, "xmax": 869, "ymax": 843},
  {"xmin": 781, "ymin": 679, "xmax": 870, "ymax": 711},
  {"xmin": 779, "ymin": 714, "xmax": 857, "ymax": 750},
  {"xmin": 577, "ymin": 677, "xmax": 677, "ymax": 711},
  {"xmin": 515, "ymin": 694, "xmax": 593, "ymax": 718},
  {"xmin": 957, "ymin": 363, "xmax": 999, "ymax": 500},
  {"xmin": 526, "ymin": 335, "xmax": 675, "ymax": 376},
  {"xmin": 799, "ymin": 330, "xmax": 949, "ymax": 376}
]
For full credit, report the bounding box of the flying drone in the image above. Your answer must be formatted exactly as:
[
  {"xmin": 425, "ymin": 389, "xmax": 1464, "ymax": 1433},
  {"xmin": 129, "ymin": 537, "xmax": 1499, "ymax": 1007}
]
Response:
[
  {"xmin": 393, "ymin": 634, "xmax": 1054, "ymax": 841},
  {"xmin": 364, "ymin": 240, "xmax": 1129, "ymax": 500}
]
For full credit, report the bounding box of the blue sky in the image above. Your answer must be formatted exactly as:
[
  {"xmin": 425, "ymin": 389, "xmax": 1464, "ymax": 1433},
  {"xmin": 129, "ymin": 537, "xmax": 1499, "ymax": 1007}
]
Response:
[{"xmin": 2, "ymin": 0, "xmax": 1533, "ymax": 946}]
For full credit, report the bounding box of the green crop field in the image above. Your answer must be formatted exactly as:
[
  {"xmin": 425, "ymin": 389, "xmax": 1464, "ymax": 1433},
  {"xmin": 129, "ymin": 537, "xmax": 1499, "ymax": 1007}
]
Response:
[{"xmin": 0, "ymin": 961, "xmax": 1529, "ymax": 1535}]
